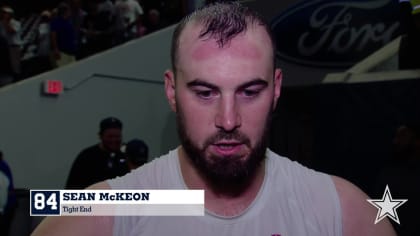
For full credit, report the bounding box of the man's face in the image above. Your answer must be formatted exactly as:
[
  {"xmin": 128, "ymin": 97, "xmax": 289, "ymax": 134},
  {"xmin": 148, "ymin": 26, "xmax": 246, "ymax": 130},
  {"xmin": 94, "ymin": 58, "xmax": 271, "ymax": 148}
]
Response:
[
  {"xmin": 165, "ymin": 23, "xmax": 282, "ymax": 184},
  {"xmin": 100, "ymin": 128, "xmax": 122, "ymax": 152}
]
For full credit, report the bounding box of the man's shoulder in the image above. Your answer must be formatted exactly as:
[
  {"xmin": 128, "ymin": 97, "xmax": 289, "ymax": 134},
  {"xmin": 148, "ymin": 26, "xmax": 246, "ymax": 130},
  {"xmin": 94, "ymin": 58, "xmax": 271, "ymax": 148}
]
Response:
[
  {"xmin": 267, "ymin": 149, "xmax": 337, "ymax": 195},
  {"xmin": 74, "ymin": 145, "xmax": 103, "ymax": 162},
  {"xmin": 132, "ymin": 149, "xmax": 176, "ymax": 173},
  {"xmin": 107, "ymin": 149, "xmax": 178, "ymax": 189},
  {"xmin": 266, "ymin": 149, "xmax": 291, "ymax": 162},
  {"xmin": 266, "ymin": 149, "xmax": 322, "ymax": 176},
  {"xmin": 331, "ymin": 176, "xmax": 396, "ymax": 236},
  {"xmin": 79, "ymin": 144, "xmax": 101, "ymax": 154}
]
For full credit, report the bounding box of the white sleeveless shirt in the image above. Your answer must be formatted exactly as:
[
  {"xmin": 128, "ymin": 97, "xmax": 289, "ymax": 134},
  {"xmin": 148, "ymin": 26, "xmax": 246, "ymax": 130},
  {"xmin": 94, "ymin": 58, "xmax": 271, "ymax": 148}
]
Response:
[{"xmin": 108, "ymin": 149, "xmax": 342, "ymax": 236}]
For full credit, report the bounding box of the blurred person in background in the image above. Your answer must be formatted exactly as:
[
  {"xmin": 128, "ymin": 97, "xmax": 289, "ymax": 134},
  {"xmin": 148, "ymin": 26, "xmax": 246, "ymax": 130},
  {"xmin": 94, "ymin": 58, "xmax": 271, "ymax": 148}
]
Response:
[
  {"xmin": 80, "ymin": 0, "xmax": 115, "ymax": 57},
  {"xmin": 0, "ymin": 6, "xmax": 22, "ymax": 81},
  {"xmin": 66, "ymin": 117, "xmax": 129, "ymax": 189},
  {"xmin": 399, "ymin": 0, "xmax": 420, "ymax": 69},
  {"xmin": 0, "ymin": 150, "xmax": 16, "ymax": 236},
  {"xmin": 145, "ymin": 8, "xmax": 164, "ymax": 34},
  {"xmin": 0, "ymin": 28, "xmax": 12, "ymax": 87},
  {"xmin": 35, "ymin": 10, "xmax": 54, "ymax": 74},
  {"xmin": 125, "ymin": 138, "xmax": 149, "ymax": 170},
  {"xmin": 67, "ymin": 0, "xmax": 87, "ymax": 60},
  {"xmin": 114, "ymin": 0, "xmax": 144, "ymax": 44},
  {"xmin": 0, "ymin": 171, "xmax": 10, "ymax": 235},
  {"xmin": 50, "ymin": 2, "xmax": 77, "ymax": 67}
]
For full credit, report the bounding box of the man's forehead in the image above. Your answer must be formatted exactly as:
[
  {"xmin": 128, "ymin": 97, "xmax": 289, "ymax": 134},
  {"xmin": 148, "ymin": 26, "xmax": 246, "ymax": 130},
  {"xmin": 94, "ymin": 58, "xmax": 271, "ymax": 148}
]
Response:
[
  {"xmin": 177, "ymin": 22, "xmax": 273, "ymax": 63},
  {"xmin": 177, "ymin": 22, "xmax": 210, "ymax": 49}
]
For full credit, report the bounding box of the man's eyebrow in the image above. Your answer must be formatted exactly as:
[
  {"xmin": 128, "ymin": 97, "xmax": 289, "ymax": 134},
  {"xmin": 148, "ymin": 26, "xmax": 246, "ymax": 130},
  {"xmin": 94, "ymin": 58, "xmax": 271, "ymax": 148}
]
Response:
[
  {"xmin": 186, "ymin": 78, "xmax": 268, "ymax": 90},
  {"xmin": 186, "ymin": 79, "xmax": 218, "ymax": 90},
  {"xmin": 237, "ymin": 79, "xmax": 268, "ymax": 90}
]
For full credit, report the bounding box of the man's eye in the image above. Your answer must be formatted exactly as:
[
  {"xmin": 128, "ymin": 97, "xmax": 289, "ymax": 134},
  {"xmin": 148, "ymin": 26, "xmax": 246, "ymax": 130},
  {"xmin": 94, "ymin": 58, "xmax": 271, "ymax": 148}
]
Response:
[
  {"xmin": 242, "ymin": 89, "xmax": 260, "ymax": 97},
  {"xmin": 195, "ymin": 90, "xmax": 215, "ymax": 99}
]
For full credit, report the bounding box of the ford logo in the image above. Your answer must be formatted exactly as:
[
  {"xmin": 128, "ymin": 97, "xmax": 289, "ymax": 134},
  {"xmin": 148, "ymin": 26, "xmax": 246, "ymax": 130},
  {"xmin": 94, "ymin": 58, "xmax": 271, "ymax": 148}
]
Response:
[{"xmin": 271, "ymin": 0, "xmax": 402, "ymax": 68}]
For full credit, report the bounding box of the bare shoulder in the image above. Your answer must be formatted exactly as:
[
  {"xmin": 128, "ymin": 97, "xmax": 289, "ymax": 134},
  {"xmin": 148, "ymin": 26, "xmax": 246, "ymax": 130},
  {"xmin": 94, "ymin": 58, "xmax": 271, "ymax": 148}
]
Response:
[
  {"xmin": 89, "ymin": 181, "xmax": 112, "ymax": 190},
  {"xmin": 31, "ymin": 181, "xmax": 113, "ymax": 236},
  {"xmin": 331, "ymin": 176, "xmax": 396, "ymax": 236}
]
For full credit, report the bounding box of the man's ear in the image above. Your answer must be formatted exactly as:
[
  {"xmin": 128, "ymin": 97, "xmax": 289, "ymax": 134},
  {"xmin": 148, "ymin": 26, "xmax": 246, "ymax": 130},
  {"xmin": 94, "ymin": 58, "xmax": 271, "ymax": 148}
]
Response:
[
  {"xmin": 272, "ymin": 68, "xmax": 282, "ymax": 110},
  {"xmin": 164, "ymin": 70, "xmax": 177, "ymax": 112}
]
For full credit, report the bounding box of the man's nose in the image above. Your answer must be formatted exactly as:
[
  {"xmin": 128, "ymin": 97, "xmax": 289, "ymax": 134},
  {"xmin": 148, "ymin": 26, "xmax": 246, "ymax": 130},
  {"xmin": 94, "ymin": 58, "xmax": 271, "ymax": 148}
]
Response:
[{"xmin": 215, "ymin": 96, "xmax": 241, "ymax": 132}]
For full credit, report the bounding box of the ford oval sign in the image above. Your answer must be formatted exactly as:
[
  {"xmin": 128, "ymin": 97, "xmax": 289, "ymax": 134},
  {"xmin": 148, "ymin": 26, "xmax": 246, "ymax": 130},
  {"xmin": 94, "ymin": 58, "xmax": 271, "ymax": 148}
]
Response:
[{"xmin": 271, "ymin": 0, "xmax": 402, "ymax": 68}]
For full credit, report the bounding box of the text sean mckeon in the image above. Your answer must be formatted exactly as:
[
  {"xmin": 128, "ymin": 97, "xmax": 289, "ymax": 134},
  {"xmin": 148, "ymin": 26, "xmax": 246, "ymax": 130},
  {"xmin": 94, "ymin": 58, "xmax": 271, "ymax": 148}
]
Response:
[
  {"xmin": 30, "ymin": 189, "xmax": 204, "ymax": 216},
  {"xmin": 63, "ymin": 191, "xmax": 150, "ymax": 201}
]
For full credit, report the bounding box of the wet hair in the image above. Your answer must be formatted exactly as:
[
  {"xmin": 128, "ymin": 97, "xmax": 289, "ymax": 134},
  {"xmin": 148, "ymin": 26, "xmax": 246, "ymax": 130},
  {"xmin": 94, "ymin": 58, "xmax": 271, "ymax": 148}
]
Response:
[{"xmin": 170, "ymin": 1, "xmax": 276, "ymax": 72}]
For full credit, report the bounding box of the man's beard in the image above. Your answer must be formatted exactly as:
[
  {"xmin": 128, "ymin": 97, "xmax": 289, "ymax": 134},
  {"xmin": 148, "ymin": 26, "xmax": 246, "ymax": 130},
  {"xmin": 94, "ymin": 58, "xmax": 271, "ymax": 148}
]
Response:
[{"xmin": 176, "ymin": 106, "xmax": 271, "ymax": 192}]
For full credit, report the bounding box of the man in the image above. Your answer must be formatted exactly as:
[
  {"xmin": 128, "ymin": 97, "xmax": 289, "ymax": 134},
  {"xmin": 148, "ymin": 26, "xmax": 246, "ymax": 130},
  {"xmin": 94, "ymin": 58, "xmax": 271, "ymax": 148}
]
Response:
[
  {"xmin": 0, "ymin": 171, "xmax": 10, "ymax": 235},
  {"xmin": 0, "ymin": 6, "xmax": 22, "ymax": 81},
  {"xmin": 125, "ymin": 138, "xmax": 149, "ymax": 170},
  {"xmin": 0, "ymin": 150, "xmax": 16, "ymax": 236},
  {"xmin": 399, "ymin": 0, "xmax": 420, "ymax": 69},
  {"xmin": 33, "ymin": 2, "xmax": 396, "ymax": 235},
  {"xmin": 50, "ymin": 2, "xmax": 77, "ymax": 67},
  {"xmin": 65, "ymin": 117, "xmax": 129, "ymax": 189},
  {"xmin": 114, "ymin": 0, "xmax": 144, "ymax": 43},
  {"xmin": 0, "ymin": 27, "xmax": 13, "ymax": 87}
]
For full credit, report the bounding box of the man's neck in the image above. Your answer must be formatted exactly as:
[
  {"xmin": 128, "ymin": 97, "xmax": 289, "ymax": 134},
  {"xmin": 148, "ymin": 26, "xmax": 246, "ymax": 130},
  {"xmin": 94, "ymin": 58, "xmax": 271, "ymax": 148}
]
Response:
[{"xmin": 177, "ymin": 147, "xmax": 266, "ymax": 217}]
